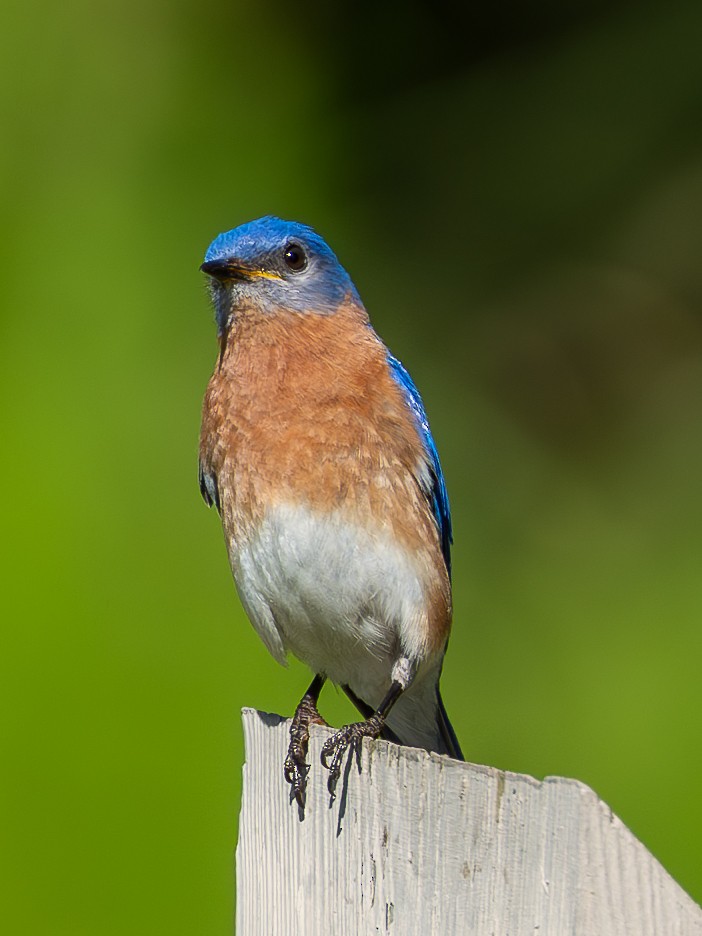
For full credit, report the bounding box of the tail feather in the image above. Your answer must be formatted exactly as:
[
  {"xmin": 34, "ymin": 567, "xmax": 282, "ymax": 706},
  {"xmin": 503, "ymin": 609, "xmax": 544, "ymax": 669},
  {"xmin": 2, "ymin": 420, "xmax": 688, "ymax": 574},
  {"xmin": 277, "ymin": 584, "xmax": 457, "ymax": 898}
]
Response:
[{"xmin": 436, "ymin": 688, "xmax": 464, "ymax": 761}]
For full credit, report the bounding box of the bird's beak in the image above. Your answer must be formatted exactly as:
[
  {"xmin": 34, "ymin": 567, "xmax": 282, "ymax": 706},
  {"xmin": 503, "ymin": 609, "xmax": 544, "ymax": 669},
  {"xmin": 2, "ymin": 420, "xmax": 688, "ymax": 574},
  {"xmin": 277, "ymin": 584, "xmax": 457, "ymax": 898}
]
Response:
[{"xmin": 200, "ymin": 259, "xmax": 282, "ymax": 282}]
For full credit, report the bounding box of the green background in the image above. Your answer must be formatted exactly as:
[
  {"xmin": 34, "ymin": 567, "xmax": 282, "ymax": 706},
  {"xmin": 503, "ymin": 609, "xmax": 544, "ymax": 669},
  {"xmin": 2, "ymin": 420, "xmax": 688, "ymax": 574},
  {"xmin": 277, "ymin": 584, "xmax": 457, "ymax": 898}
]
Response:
[{"xmin": 2, "ymin": 1, "xmax": 701, "ymax": 931}]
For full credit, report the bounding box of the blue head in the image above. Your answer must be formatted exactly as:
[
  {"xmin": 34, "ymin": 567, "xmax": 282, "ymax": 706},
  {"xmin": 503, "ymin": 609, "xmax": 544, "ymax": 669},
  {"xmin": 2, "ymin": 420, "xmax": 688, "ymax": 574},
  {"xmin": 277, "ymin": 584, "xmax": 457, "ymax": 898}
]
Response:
[{"xmin": 201, "ymin": 216, "xmax": 361, "ymax": 334}]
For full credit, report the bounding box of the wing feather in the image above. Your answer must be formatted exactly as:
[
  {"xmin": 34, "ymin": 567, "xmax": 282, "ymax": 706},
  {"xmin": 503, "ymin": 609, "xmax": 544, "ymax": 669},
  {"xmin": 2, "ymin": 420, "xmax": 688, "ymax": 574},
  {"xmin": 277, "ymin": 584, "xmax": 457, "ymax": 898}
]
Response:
[{"xmin": 386, "ymin": 352, "xmax": 452, "ymax": 576}]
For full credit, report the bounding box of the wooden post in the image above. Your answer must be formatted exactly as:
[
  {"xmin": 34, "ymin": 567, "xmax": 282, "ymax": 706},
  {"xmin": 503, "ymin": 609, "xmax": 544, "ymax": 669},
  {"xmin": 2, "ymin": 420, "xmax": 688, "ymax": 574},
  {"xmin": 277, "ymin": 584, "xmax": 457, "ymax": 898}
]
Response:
[{"xmin": 236, "ymin": 708, "xmax": 702, "ymax": 935}]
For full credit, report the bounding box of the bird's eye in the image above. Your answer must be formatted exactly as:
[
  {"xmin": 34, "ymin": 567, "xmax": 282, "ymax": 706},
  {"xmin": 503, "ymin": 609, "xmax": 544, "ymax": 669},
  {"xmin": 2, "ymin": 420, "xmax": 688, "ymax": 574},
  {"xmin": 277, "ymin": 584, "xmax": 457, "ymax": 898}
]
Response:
[{"xmin": 283, "ymin": 242, "xmax": 307, "ymax": 273}]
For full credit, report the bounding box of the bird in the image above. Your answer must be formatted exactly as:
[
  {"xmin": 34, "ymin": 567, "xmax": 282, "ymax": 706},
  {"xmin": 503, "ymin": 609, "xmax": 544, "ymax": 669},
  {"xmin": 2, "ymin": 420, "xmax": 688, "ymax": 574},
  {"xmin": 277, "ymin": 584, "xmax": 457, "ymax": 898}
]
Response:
[{"xmin": 198, "ymin": 216, "xmax": 463, "ymax": 804}]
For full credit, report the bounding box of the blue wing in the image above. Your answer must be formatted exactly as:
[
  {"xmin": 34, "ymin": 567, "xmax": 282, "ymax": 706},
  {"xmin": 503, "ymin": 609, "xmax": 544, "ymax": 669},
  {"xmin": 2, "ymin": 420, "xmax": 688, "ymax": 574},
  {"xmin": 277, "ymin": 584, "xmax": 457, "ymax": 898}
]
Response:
[{"xmin": 387, "ymin": 352, "xmax": 453, "ymax": 576}]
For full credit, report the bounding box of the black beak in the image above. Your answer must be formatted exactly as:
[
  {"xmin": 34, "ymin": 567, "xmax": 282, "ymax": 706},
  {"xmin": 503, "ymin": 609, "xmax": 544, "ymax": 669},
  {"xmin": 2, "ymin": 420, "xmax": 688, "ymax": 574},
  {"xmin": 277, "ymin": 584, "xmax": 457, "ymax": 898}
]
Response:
[{"xmin": 200, "ymin": 259, "xmax": 249, "ymax": 281}]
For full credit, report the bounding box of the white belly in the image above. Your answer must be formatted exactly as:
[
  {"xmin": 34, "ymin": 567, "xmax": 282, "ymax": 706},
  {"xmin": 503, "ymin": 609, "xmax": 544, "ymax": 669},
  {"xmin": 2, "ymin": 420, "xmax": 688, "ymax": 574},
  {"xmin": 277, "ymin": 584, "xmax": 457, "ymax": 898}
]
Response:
[{"xmin": 229, "ymin": 503, "xmax": 430, "ymax": 704}]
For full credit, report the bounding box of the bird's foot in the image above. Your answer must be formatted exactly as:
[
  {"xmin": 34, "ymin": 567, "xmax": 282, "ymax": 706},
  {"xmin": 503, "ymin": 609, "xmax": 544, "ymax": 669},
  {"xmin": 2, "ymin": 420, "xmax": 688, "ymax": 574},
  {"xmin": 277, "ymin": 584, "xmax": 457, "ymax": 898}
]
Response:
[
  {"xmin": 320, "ymin": 714, "xmax": 385, "ymax": 797},
  {"xmin": 284, "ymin": 692, "xmax": 329, "ymax": 808}
]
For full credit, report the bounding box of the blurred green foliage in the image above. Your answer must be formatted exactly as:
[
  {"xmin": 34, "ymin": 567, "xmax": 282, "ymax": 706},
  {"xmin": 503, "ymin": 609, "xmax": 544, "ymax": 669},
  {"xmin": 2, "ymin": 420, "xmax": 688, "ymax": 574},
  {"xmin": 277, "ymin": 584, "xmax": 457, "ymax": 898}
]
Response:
[{"xmin": 1, "ymin": 0, "xmax": 701, "ymax": 931}]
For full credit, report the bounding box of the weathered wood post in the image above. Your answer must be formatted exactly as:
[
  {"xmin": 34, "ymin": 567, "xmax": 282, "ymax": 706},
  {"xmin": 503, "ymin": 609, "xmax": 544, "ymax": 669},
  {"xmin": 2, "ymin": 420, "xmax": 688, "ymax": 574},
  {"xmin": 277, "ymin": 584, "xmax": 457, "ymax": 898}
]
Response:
[{"xmin": 236, "ymin": 708, "xmax": 701, "ymax": 935}]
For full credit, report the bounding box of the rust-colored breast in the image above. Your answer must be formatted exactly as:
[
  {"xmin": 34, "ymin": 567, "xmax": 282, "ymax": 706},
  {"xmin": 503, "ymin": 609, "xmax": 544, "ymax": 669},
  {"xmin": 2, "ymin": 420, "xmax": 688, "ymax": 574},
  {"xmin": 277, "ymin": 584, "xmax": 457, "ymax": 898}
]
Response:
[{"xmin": 199, "ymin": 299, "xmax": 451, "ymax": 647}]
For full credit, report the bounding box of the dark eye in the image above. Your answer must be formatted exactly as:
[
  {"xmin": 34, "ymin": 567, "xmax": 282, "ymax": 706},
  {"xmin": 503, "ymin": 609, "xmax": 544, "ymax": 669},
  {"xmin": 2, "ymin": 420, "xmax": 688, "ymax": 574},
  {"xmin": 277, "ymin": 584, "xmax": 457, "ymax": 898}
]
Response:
[{"xmin": 283, "ymin": 242, "xmax": 307, "ymax": 273}]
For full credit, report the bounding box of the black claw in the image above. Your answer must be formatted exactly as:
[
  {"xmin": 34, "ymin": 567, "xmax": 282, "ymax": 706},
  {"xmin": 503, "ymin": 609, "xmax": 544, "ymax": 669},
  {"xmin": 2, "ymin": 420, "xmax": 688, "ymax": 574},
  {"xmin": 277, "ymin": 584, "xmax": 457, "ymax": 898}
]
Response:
[
  {"xmin": 320, "ymin": 716, "xmax": 384, "ymax": 797},
  {"xmin": 283, "ymin": 675, "xmax": 328, "ymax": 808},
  {"xmin": 284, "ymin": 729, "xmax": 313, "ymax": 806},
  {"xmin": 284, "ymin": 753, "xmax": 309, "ymax": 807}
]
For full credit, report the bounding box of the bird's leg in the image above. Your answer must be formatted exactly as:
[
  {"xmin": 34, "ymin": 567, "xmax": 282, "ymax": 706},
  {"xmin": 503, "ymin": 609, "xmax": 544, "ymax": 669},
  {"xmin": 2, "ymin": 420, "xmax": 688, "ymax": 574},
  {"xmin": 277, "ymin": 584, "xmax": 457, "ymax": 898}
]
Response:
[
  {"xmin": 284, "ymin": 674, "xmax": 328, "ymax": 807},
  {"xmin": 321, "ymin": 657, "xmax": 415, "ymax": 796},
  {"xmin": 320, "ymin": 682, "xmax": 404, "ymax": 795}
]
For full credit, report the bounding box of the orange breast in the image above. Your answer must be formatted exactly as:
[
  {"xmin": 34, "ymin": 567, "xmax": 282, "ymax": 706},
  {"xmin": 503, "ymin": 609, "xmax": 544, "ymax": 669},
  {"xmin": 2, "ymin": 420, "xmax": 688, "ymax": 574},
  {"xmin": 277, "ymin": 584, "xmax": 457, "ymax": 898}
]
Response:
[{"xmin": 199, "ymin": 299, "xmax": 451, "ymax": 650}]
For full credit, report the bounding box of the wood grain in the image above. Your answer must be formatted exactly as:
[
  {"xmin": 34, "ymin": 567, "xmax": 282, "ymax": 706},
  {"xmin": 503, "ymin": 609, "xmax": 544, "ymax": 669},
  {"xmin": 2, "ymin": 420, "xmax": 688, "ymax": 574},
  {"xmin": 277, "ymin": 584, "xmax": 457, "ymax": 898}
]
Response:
[{"xmin": 236, "ymin": 708, "xmax": 702, "ymax": 936}]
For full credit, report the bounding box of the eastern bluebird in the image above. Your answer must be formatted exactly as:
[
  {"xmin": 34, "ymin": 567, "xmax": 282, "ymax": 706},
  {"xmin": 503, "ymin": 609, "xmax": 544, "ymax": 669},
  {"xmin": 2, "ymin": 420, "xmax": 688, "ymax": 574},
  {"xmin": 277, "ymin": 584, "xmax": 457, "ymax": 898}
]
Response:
[{"xmin": 199, "ymin": 217, "xmax": 463, "ymax": 804}]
